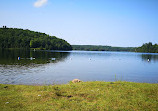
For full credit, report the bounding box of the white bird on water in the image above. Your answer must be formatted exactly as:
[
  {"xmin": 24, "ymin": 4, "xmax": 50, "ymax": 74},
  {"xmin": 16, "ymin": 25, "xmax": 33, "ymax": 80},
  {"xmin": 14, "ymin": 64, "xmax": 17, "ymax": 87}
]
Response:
[{"xmin": 148, "ymin": 59, "xmax": 150, "ymax": 62}]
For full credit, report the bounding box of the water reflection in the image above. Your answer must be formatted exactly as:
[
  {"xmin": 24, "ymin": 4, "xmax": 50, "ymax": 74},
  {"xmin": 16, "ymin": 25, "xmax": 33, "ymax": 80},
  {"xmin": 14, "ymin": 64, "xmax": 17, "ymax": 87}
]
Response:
[
  {"xmin": 0, "ymin": 50, "xmax": 158, "ymax": 84},
  {"xmin": 141, "ymin": 54, "xmax": 158, "ymax": 62},
  {"xmin": 0, "ymin": 49, "xmax": 70, "ymax": 65}
]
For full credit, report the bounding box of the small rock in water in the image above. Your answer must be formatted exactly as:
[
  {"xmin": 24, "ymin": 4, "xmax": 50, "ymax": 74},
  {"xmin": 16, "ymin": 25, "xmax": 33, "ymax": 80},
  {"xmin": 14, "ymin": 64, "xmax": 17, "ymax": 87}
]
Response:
[
  {"xmin": 51, "ymin": 58, "xmax": 56, "ymax": 60},
  {"xmin": 5, "ymin": 102, "xmax": 9, "ymax": 104},
  {"xmin": 17, "ymin": 57, "xmax": 20, "ymax": 60},
  {"xmin": 30, "ymin": 57, "xmax": 35, "ymax": 60}
]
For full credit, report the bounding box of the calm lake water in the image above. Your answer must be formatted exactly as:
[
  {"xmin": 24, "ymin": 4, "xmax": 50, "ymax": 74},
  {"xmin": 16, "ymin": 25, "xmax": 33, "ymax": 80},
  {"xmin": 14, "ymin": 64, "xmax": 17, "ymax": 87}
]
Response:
[{"xmin": 0, "ymin": 49, "xmax": 158, "ymax": 85}]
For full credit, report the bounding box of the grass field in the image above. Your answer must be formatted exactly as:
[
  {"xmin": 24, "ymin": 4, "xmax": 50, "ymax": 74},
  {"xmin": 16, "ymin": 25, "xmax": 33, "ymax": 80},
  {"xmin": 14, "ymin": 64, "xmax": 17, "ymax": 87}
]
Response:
[{"xmin": 0, "ymin": 81, "xmax": 158, "ymax": 111}]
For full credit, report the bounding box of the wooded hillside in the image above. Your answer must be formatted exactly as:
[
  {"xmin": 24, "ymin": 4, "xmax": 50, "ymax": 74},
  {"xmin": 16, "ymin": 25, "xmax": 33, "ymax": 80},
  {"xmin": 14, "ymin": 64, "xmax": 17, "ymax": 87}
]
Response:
[{"xmin": 0, "ymin": 27, "xmax": 72, "ymax": 50}]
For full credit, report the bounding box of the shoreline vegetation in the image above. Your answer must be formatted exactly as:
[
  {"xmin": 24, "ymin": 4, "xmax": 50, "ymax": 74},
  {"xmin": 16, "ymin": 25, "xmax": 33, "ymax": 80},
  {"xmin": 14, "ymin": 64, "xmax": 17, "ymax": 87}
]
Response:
[
  {"xmin": 0, "ymin": 81, "xmax": 158, "ymax": 110},
  {"xmin": 72, "ymin": 43, "xmax": 158, "ymax": 53},
  {"xmin": 1, "ymin": 27, "xmax": 158, "ymax": 53},
  {"xmin": 72, "ymin": 45, "xmax": 136, "ymax": 52}
]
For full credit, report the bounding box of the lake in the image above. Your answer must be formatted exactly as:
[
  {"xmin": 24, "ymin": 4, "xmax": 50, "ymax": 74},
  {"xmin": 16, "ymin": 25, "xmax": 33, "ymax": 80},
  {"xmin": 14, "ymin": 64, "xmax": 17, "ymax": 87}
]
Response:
[{"xmin": 0, "ymin": 49, "xmax": 158, "ymax": 85}]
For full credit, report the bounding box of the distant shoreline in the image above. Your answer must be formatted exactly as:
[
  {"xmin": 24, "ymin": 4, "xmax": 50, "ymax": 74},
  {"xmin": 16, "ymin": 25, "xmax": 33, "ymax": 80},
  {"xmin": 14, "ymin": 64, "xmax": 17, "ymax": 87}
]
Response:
[{"xmin": 1, "ymin": 47, "xmax": 157, "ymax": 53}]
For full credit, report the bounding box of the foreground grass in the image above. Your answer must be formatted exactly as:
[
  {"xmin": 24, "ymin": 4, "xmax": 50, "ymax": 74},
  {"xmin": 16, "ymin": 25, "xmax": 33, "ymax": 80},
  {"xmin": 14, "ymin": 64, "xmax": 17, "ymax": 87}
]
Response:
[{"xmin": 0, "ymin": 81, "xmax": 158, "ymax": 111}]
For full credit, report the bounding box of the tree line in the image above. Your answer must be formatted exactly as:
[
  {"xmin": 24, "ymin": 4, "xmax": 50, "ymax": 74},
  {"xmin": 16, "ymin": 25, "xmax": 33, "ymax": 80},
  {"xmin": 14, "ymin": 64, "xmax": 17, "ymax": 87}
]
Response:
[
  {"xmin": 73, "ymin": 43, "xmax": 158, "ymax": 53},
  {"xmin": 0, "ymin": 27, "xmax": 72, "ymax": 50},
  {"xmin": 136, "ymin": 42, "xmax": 158, "ymax": 53},
  {"xmin": 72, "ymin": 45, "xmax": 135, "ymax": 52},
  {"xmin": 0, "ymin": 26, "xmax": 157, "ymax": 53}
]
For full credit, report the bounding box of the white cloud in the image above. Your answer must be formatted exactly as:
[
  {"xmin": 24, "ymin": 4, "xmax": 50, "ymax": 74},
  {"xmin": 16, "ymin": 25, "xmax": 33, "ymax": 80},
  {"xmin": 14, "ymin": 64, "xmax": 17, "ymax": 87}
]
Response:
[{"xmin": 34, "ymin": 0, "xmax": 48, "ymax": 8}]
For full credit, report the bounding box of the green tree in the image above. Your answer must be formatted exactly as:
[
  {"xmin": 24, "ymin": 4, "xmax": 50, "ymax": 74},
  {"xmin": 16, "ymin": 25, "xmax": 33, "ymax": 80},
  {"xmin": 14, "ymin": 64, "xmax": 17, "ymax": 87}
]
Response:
[{"xmin": 0, "ymin": 27, "xmax": 72, "ymax": 50}]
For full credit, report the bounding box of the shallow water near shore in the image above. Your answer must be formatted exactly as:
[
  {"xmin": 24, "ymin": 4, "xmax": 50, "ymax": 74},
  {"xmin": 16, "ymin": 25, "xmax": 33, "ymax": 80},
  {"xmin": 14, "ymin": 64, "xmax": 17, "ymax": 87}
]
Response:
[{"xmin": 0, "ymin": 49, "xmax": 158, "ymax": 85}]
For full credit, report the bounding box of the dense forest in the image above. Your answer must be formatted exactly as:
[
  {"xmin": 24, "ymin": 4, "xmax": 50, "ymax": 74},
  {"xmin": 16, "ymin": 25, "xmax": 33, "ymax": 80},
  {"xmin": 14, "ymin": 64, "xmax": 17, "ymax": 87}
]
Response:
[
  {"xmin": 136, "ymin": 42, "xmax": 158, "ymax": 53},
  {"xmin": 0, "ymin": 26, "xmax": 72, "ymax": 50},
  {"xmin": 72, "ymin": 45, "xmax": 135, "ymax": 52}
]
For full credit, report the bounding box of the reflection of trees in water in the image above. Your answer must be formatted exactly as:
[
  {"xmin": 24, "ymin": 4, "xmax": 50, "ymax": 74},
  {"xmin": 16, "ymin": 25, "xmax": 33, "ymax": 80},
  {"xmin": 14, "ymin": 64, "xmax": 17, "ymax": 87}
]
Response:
[
  {"xmin": 0, "ymin": 49, "xmax": 70, "ymax": 65},
  {"xmin": 141, "ymin": 54, "xmax": 158, "ymax": 62}
]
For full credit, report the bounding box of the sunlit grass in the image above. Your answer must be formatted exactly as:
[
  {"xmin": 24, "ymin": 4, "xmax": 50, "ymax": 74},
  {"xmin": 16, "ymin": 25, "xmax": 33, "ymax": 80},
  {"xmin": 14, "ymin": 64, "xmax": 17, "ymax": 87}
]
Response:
[{"xmin": 0, "ymin": 81, "xmax": 158, "ymax": 111}]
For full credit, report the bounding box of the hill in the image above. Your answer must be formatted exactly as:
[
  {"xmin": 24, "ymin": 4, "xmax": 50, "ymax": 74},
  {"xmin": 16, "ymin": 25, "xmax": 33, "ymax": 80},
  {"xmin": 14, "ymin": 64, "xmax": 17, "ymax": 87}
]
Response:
[{"xmin": 0, "ymin": 26, "xmax": 72, "ymax": 50}]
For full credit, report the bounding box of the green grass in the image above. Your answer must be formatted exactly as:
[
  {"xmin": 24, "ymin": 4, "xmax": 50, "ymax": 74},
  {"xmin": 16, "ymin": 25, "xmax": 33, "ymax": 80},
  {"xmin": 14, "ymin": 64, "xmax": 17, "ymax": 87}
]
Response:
[{"xmin": 0, "ymin": 81, "xmax": 158, "ymax": 111}]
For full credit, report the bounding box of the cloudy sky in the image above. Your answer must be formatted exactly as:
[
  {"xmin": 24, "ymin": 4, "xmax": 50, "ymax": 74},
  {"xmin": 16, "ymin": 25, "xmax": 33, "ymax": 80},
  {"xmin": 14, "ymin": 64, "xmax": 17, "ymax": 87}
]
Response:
[{"xmin": 0, "ymin": 0, "xmax": 158, "ymax": 47}]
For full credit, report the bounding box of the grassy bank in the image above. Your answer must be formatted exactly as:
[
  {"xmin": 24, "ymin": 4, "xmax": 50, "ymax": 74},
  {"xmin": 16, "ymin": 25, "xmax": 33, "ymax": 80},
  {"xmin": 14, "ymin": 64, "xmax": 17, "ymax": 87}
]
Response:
[{"xmin": 0, "ymin": 81, "xmax": 158, "ymax": 111}]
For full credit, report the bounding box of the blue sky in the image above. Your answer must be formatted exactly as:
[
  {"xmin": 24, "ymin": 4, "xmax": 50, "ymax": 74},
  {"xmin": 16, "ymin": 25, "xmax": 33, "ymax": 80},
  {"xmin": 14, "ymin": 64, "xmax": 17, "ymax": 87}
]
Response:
[{"xmin": 0, "ymin": 0, "xmax": 158, "ymax": 47}]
